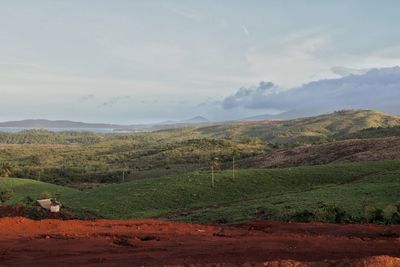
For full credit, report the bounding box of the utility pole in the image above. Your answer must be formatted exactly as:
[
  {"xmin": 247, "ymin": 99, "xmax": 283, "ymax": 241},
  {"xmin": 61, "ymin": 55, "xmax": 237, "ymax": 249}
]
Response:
[
  {"xmin": 211, "ymin": 166, "xmax": 214, "ymax": 188},
  {"xmin": 232, "ymin": 155, "xmax": 235, "ymax": 181},
  {"xmin": 231, "ymin": 149, "xmax": 238, "ymax": 182},
  {"xmin": 210, "ymin": 156, "xmax": 219, "ymax": 188}
]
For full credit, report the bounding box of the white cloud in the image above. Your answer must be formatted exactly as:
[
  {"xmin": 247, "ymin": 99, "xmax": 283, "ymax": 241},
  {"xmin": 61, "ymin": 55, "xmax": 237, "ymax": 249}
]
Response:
[
  {"xmin": 245, "ymin": 27, "xmax": 335, "ymax": 87},
  {"xmin": 330, "ymin": 66, "xmax": 369, "ymax": 77}
]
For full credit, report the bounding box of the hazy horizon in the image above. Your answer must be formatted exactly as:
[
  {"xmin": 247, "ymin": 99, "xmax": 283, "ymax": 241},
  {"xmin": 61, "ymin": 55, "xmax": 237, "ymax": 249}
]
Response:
[{"xmin": 2, "ymin": 1, "xmax": 400, "ymax": 124}]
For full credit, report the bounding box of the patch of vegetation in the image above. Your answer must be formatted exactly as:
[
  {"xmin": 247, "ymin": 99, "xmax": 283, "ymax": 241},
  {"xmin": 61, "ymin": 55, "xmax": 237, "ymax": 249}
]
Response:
[
  {"xmin": 54, "ymin": 160, "xmax": 400, "ymax": 224},
  {"xmin": 195, "ymin": 109, "xmax": 400, "ymax": 144},
  {"xmin": 168, "ymin": 166, "xmax": 400, "ymax": 224},
  {"xmin": 339, "ymin": 125, "xmax": 400, "ymax": 139},
  {"xmin": 0, "ymin": 178, "xmax": 77, "ymax": 204},
  {"xmin": 1, "ymin": 109, "xmax": 399, "ymax": 187},
  {"xmin": 0, "ymin": 189, "xmax": 13, "ymax": 204},
  {"xmin": 0, "ymin": 134, "xmax": 264, "ymax": 186},
  {"xmin": 2, "ymin": 161, "xmax": 400, "ymax": 224}
]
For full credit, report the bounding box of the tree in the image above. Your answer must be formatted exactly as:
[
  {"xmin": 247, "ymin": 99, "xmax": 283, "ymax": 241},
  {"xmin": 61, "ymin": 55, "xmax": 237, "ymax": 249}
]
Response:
[
  {"xmin": 210, "ymin": 157, "xmax": 219, "ymax": 188},
  {"xmin": 0, "ymin": 162, "xmax": 13, "ymax": 177},
  {"xmin": 0, "ymin": 189, "xmax": 13, "ymax": 204},
  {"xmin": 38, "ymin": 191, "xmax": 52, "ymax": 199}
]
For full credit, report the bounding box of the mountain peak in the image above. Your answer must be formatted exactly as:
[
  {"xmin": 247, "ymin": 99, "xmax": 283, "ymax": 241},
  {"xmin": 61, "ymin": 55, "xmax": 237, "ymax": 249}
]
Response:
[{"xmin": 184, "ymin": 116, "xmax": 209, "ymax": 123}]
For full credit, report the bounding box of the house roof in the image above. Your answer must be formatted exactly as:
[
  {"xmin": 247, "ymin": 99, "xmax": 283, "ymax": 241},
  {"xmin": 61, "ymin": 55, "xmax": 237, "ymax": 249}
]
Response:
[{"xmin": 36, "ymin": 199, "xmax": 52, "ymax": 210}]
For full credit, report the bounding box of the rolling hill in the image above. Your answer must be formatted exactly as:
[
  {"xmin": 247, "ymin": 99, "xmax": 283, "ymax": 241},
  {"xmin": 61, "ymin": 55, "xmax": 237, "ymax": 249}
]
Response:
[
  {"xmin": 192, "ymin": 109, "xmax": 400, "ymax": 144},
  {"xmin": 0, "ymin": 178, "xmax": 77, "ymax": 204},
  {"xmin": 2, "ymin": 160, "xmax": 400, "ymax": 224},
  {"xmin": 58, "ymin": 160, "xmax": 400, "ymax": 223},
  {"xmin": 1, "ymin": 109, "xmax": 400, "ymax": 186},
  {"xmin": 0, "ymin": 119, "xmax": 121, "ymax": 129},
  {"xmin": 0, "ymin": 116, "xmax": 211, "ymax": 132}
]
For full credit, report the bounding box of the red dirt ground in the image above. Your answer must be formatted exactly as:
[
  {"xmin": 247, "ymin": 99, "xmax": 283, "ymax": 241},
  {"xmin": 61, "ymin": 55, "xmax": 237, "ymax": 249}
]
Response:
[{"xmin": 0, "ymin": 218, "xmax": 400, "ymax": 266}]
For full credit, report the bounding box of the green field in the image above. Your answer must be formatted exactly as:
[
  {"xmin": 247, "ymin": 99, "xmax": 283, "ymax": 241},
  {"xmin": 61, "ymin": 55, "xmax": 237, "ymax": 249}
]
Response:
[
  {"xmin": 3, "ymin": 160, "xmax": 399, "ymax": 224},
  {"xmin": 0, "ymin": 178, "xmax": 77, "ymax": 204},
  {"xmin": 170, "ymin": 169, "xmax": 400, "ymax": 224}
]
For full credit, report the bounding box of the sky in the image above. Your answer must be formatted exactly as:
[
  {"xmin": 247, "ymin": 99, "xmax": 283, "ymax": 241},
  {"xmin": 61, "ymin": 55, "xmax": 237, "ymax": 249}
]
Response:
[{"xmin": 1, "ymin": 0, "xmax": 400, "ymax": 124}]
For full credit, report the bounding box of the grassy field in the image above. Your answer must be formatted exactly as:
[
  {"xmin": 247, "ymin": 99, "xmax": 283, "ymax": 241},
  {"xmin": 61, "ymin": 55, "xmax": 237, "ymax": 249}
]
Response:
[
  {"xmin": 60, "ymin": 160, "xmax": 400, "ymax": 223},
  {"xmin": 171, "ymin": 170, "xmax": 400, "ymax": 224},
  {"xmin": 0, "ymin": 178, "xmax": 77, "ymax": 204},
  {"xmin": 2, "ymin": 160, "xmax": 400, "ymax": 224}
]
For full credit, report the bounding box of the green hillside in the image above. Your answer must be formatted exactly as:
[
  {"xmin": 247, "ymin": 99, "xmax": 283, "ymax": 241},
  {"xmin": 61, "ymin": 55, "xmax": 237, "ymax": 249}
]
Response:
[
  {"xmin": 193, "ymin": 109, "xmax": 400, "ymax": 144},
  {"xmin": 1, "ymin": 110, "xmax": 400, "ymax": 187},
  {"xmin": 2, "ymin": 160, "xmax": 400, "ymax": 224},
  {"xmin": 0, "ymin": 178, "xmax": 77, "ymax": 204},
  {"xmin": 59, "ymin": 160, "xmax": 400, "ymax": 223},
  {"xmin": 340, "ymin": 125, "xmax": 400, "ymax": 139},
  {"xmin": 169, "ymin": 170, "xmax": 400, "ymax": 224}
]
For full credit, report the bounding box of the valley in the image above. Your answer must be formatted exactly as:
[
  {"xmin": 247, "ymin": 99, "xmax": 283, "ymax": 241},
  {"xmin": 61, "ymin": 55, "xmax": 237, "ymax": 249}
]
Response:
[{"xmin": 1, "ymin": 109, "xmax": 400, "ymax": 266}]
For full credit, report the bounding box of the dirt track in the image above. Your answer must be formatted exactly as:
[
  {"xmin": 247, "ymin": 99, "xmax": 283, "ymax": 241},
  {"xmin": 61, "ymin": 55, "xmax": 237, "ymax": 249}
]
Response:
[{"xmin": 0, "ymin": 218, "xmax": 400, "ymax": 266}]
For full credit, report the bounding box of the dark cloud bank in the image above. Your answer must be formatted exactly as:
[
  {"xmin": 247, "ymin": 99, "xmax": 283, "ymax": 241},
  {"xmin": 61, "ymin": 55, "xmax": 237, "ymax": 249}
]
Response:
[{"xmin": 222, "ymin": 66, "xmax": 400, "ymax": 119}]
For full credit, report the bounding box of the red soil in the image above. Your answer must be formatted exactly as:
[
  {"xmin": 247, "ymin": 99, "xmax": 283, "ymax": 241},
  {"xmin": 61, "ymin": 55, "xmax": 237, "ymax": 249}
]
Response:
[{"xmin": 0, "ymin": 218, "xmax": 399, "ymax": 266}]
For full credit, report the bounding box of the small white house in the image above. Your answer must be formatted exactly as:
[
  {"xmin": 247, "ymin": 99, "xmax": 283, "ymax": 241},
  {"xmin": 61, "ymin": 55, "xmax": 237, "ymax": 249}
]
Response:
[{"xmin": 36, "ymin": 199, "xmax": 61, "ymax": 213}]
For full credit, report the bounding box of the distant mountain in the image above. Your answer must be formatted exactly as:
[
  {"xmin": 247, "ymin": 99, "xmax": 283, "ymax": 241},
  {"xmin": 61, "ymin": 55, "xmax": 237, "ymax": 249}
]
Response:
[
  {"xmin": 0, "ymin": 116, "xmax": 210, "ymax": 131},
  {"xmin": 154, "ymin": 116, "xmax": 209, "ymax": 125},
  {"xmin": 242, "ymin": 114, "xmax": 280, "ymax": 121},
  {"xmin": 0, "ymin": 119, "xmax": 122, "ymax": 129},
  {"xmin": 182, "ymin": 116, "xmax": 209, "ymax": 123},
  {"xmin": 243, "ymin": 109, "xmax": 326, "ymax": 121}
]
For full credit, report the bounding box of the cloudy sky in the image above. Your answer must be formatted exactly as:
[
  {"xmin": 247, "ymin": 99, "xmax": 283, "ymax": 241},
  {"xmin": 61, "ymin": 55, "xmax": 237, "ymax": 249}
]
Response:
[{"xmin": 1, "ymin": 0, "xmax": 400, "ymax": 123}]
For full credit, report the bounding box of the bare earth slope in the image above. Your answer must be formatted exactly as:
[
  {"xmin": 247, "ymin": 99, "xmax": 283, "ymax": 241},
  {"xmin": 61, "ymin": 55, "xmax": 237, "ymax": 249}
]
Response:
[
  {"xmin": 0, "ymin": 218, "xmax": 400, "ymax": 266},
  {"xmin": 239, "ymin": 136, "xmax": 400, "ymax": 168}
]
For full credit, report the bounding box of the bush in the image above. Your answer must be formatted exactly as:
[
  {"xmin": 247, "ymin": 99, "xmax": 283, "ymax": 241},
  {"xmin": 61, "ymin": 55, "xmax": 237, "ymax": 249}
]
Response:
[
  {"xmin": 289, "ymin": 210, "xmax": 315, "ymax": 222},
  {"xmin": 383, "ymin": 204, "xmax": 400, "ymax": 224},
  {"xmin": 38, "ymin": 191, "xmax": 52, "ymax": 199},
  {"xmin": 22, "ymin": 196, "xmax": 35, "ymax": 207},
  {"xmin": 315, "ymin": 202, "xmax": 351, "ymax": 223},
  {"xmin": 0, "ymin": 189, "xmax": 13, "ymax": 204},
  {"xmin": 54, "ymin": 192, "xmax": 62, "ymax": 202},
  {"xmin": 364, "ymin": 204, "xmax": 384, "ymax": 223}
]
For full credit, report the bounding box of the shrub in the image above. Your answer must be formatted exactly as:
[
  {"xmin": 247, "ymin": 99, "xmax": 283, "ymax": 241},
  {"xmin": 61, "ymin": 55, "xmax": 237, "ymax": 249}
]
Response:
[
  {"xmin": 0, "ymin": 189, "xmax": 13, "ymax": 204},
  {"xmin": 54, "ymin": 192, "xmax": 62, "ymax": 202},
  {"xmin": 289, "ymin": 210, "xmax": 315, "ymax": 222},
  {"xmin": 364, "ymin": 204, "xmax": 384, "ymax": 223},
  {"xmin": 22, "ymin": 196, "xmax": 35, "ymax": 207},
  {"xmin": 38, "ymin": 191, "xmax": 52, "ymax": 199},
  {"xmin": 315, "ymin": 202, "xmax": 351, "ymax": 223},
  {"xmin": 383, "ymin": 205, "xmax": 400, "ymax": 224}
]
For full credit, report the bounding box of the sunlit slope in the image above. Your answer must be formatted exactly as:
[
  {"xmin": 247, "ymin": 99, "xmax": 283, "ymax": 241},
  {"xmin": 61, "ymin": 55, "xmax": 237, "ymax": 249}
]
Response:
[
  {"xmin": 191, "ymin": 109, "xmax": 400, "ymax": 143},
  {"xmin": 62, "ymin": 160, "xmax": 400, "ymax": 222},
  {"xmin": 0, "ymin": 178, "xmax": 77, "ymax": 204},
  {"xmin": 169, "ymin": 169, "xmax": 400, "ymax": 224}
]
